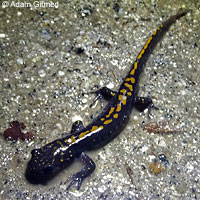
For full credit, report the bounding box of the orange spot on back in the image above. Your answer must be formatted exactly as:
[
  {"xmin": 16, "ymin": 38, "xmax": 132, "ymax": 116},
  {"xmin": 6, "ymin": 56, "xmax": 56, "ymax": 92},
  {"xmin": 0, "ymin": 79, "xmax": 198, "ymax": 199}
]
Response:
[
  {"xmin": 153, "ymin": 30, "xmax": 157, "ymax": 35},
  {"xmin": 106, "ymin": 107, "xmax": 115, "ymax": 118},
  {"xmin": 116, "ymin": 104, "xmax": 121, "ymax": 112},
  {"xmin": 65, "ymin": 135, "xmax": 76, "ymax": 144},
  {"xmin": 91, "ymin": 126, "xmax": 98, "ymax": 132},
  {"xmin": 120, "ymin": 89, "xmax": 126, "ymax": 95},
  {"xmin": 137, "ymin": 48, "xmax": 145, "ymax": 60},
  {"xmin": 144, "ymin": 36, "xmax": 153, "ymax": 49},
  {"xmin": 130, "ymin": 62, "xmax": 138, "ymax": 75},
  {"xmin": 125, "ymin": 77, "xmax": 135, "ymax": 84},
  {"xmin": 124, "ymin": 83, "xmax": 133, "ymax": 91},
  {"xmin": 104, "ymin": 119, "xmax": 112, "ymax": 125},
  {"xmin": 113, "ymin": 113, "xmax": 118, "ymax": 118},
  {"xmin": 122, "ymin": 98, "xmax": 127, "ymax": 105},
  {"xmin": 118, "ymin": 95, "xmax": 123, "ymax": 101},
  {"xmin": 79, "ymin": 130, "xmax": 89, "ymax": 139}
]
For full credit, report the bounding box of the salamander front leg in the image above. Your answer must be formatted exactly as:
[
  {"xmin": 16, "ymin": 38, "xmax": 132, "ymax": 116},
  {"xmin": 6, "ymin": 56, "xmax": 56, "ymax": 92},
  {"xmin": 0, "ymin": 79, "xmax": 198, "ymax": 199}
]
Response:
[
  {"xmin": 66, "ymin": 152, "xmax": 96, "ymax": 190},
  {"xmin": 90, "ymin": 86, "xmax": 116, "ymax": 108},
  {"xmin": 70, "ymin": 120, "xmax": 85, "ymax": 133},
  {"xmin": 133, "ymin": 96, "xmax": 158, "ymax": 117}
]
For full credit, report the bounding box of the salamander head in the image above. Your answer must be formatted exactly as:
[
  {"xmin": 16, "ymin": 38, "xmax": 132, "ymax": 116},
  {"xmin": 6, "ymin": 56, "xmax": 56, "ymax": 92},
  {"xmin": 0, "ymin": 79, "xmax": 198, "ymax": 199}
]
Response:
[{"xmin": 25, "ymin": 143, "xmax": 75, "ymax": 184}]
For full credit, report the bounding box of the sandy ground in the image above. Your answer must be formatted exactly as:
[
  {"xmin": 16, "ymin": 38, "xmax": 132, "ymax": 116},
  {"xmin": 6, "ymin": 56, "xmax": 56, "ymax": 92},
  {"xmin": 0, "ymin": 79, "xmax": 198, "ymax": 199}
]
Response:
[{"xmin": 0, "ymin": 0, "xmax": 199, "ymax": 199}]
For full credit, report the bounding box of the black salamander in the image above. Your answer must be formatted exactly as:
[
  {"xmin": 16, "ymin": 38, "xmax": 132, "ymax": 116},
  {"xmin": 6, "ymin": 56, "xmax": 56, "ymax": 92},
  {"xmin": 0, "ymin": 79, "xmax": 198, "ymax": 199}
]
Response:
[{"xmin": 26, "ymin": 9, "xmax": 188, "ymax": 190}]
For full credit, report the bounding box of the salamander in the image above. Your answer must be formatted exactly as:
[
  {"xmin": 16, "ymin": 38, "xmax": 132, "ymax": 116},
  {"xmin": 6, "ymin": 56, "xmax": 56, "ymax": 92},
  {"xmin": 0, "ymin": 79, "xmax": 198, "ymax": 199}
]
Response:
[{"xmin": 26, "ymin": 9, "xmax": 188, "ymax": 190}]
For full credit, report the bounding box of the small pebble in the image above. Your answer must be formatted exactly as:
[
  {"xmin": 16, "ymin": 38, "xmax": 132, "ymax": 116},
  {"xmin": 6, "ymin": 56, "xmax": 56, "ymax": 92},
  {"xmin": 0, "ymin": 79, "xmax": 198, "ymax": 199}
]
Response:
[
  {"xmin": 58, "ymin": 71, "xmax": 65, "ymax": 76},
  {"xmin": 38, "ymin": 69, "xmax": 46, "ymax": 77},
  {"xmin": 17, "ymin": 58, "xmax": 23, "ymax": 64}
]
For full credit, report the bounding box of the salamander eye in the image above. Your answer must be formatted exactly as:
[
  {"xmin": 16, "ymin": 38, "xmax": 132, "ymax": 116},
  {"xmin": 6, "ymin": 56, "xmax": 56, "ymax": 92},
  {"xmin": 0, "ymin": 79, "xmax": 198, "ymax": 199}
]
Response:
[{"xmin": 43, "ymin": 164, "xmax": 54, "ymax": 174}]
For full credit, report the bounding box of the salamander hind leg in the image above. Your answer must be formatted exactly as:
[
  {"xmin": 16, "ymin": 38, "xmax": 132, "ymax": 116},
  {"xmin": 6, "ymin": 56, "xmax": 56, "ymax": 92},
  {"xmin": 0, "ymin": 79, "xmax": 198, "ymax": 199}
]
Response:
[
  {"xmin": 66, "ymin": 152, "xmax": 96, "ymax": 191},
  {"xmin": 90, "ymin": 86, "xmax": 116, "ymax": 108},
  {"xmin": 70, "ymin": 120, "xmax": 85, "ymax": 133},
  {"xmin": 133, "ymin": 96, "xmax": 158, "ymax": 117}
]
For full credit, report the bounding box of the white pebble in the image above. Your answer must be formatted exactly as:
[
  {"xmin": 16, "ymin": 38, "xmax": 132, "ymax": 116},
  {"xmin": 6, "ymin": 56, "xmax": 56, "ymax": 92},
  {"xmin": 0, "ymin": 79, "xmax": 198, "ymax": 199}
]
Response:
[
  {"xmin": 180, "ymin": 89, "xmax": 187, "ymax": 96},
  {"xmin": 82, "ymin": 98, "xmax": 88, "ymax": 103},
  {"xmin": 141, "ymin": 145, "xmax": 149, "ymax": 153},
  {"xmin": 106, "ymin": 82, "xmax": 114, "ymax": 89},
  {"xmin": 17, "ymin": 12, "xmax": 22, "ymax": 16},
  {"xmin": 58, "ymin": 71, "xmax": 65, "ymax": 76},
  {"xmin": 38, "ymin": 69, "xmax": 46, "ymax": 77},
  {"xmin": 17, "ymin": 58, "xmax": 23, "ymax": 64},
  {"xmin": 0, "ymin": 33, "xmax": 6, "ymax": 38},
  {"xmin": 72, "ymin": 115, "xmax": 83, "ymax": 123},
  {"xmin": 55, "ymin": 123, "xmax": 63, "ymax": 130}
]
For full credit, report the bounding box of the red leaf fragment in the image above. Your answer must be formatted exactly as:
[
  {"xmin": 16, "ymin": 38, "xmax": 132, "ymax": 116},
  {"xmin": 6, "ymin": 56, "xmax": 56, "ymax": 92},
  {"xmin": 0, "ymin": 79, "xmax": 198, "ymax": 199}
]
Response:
[
  {"xmin": 144, "ymin": 121, "xmax": 180, "ymax": 134},
  {"xmin": 3, "ymin": 121, "xmax": 34, "ymax": 141}
]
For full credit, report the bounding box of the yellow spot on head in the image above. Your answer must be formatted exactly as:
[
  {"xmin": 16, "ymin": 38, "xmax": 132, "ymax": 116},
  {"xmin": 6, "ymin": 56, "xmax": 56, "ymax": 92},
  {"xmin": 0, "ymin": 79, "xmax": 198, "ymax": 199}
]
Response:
[
  {"xmin": 104, "ymin": 119, "xmax": 112, "ymax": 125},
  {"xmin": 101, "ymin": 118, "xmax": 105, "ymax": 121},
  {"xmin": 99, "ymin": 125, "xmax": 104, "ymax": 129},
  {"xmin": 113, "ymin": 113, "xmax": 118, "ymax": 118},
  {"xmin": 70, "ymin": 154, "xmax": 73, "ymax": 157},
  {"xmin": 60, "ymin": 158, "xmax": 64, "ymax": 162},
  {"xmin": 106, "ymin": 107, "xmax": 115, "ymax": 118},
  {"xmin": 116, "ymin": 104, "xmax": 121, "ymax": 112}
]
